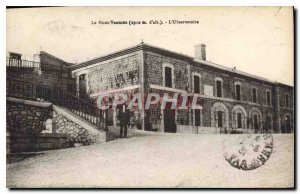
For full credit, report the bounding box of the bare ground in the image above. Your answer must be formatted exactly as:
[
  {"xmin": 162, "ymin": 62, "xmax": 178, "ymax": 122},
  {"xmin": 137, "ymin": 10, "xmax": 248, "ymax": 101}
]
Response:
[{"xmin": 6, "ymin": 131, "xmax": 294, "ymax": 188}]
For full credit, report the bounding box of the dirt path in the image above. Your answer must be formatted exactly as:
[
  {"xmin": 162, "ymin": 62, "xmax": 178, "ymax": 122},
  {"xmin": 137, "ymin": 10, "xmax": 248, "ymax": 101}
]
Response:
[{"xmin": 6, "ymin": 132, "xmax": 294, "ymax": 188}]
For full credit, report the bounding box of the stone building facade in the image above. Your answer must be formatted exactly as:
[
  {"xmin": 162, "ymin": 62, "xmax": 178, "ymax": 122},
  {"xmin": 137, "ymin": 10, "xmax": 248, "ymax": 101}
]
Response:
[
  {"xmin": 67, "ymin": 43, "xmax": 293, "ymax": 134},
  {"xmin": 70, "ymin": 43, "xmax": 294, "ymax": 133}
]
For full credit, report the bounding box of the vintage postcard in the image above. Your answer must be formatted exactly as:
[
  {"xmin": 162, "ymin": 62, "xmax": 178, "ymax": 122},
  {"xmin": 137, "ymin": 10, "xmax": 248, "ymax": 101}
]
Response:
[{"xmin": 6, "ymin": 6, "xmax": 294, "ymax": 188}]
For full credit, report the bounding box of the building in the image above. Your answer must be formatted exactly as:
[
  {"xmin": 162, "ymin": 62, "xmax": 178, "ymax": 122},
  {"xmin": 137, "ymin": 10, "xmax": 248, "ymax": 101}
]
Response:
[
  {"xmin": 6, "ymin": 43, "xmax": 294, "ymax": 134},
  {"xmin": 69, "ymin": 42, "xmax": 294, "ymax": 134}
]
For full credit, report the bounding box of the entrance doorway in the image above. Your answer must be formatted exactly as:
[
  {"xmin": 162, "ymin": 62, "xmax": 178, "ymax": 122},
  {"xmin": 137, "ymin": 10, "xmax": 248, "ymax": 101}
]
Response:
[
  {"xmin": 217, "ymin": 111, "xmax": 223, "ymax": 128},
  {"xmin": 164, "ymin": 102, "xmax": 176, "ymax": 133},
  {"xmin": 79, "ymin": 74, "xmax": 87, "ymax": 99},
  {"xmin": 195, "ymin": 109, "xmax": 201, "ymax": 126},
  {"xmin": 286, "ymin": 115, "xmax": 291, "ymax": 133}
]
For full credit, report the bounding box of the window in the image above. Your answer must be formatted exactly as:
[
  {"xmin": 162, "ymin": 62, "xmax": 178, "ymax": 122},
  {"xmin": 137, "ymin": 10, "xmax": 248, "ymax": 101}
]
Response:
[
  {"xmin": 285, "ymin": 94, "xmax": 289, "ymax": 107},
  {"xmin": 237, "ymin": 113, "xmax": 242, "ymax": 128},
  {"xmin": 193, "ymin": 75, "xmax": 200, "ymax": 94},
  {"xmin": 216, "ymin": 80, "xmax": 222, "ymax": 97},
  {"xmin": 266, "ymin": 90, "xmax": 271, "ymax": 106},
  {"xmin": 252, "ymin": 88, "xmax": 257, "ymax": 103},
  {"xmin": 165, "ymin": 67, "xmax": 172, "ymax": 88},
  {"xmin": 235, "ymin": 84, "xmax": 241, "ymax": 101}
]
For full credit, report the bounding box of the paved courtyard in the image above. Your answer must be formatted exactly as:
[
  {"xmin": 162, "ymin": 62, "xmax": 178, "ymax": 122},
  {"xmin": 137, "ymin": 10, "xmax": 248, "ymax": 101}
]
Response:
[{"xmin": 7, "ymin": 131, "xmax": 294, "ymax": 188}]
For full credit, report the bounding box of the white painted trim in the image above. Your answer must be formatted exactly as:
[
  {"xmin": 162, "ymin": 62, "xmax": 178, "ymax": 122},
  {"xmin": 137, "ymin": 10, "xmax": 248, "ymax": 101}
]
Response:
[
  {"xmin": 150, "ymin": 84, "xmax": 269, "ymax": 107},
  {"xmin": 7, "ymin": 97, "xmax": 52, "ymax": 107},
  {"xmin": 234, "ymin": 81, "xmax": 242, "ymax": 86},
  {"xmin": 53, "ymin": 105, "xmax": 102, "ymax": 135},
  {"xmin": 214, "ymin": 77, "xmax": 223, "ymax": 98},
  {"xmin": 249, "ymin": 107, "xmax": 263, "ymax": 130},
  {"xmin": 232, "ymin": 104, "xmax": 247, "ymax": 129},
  {"xmin": 90, "ymin": 85, "xmax": 141, "ymax": 97},
  {"xmin": 75, "ymin": 69, "xmax": 89, "ymax": 77},
  {"xmin": 149, "ymin": 84, "xmax": 187, "ymax": 94},
  {"xmin": 211, "ymin": 102, "xmax": 229, "ymax": 129}
]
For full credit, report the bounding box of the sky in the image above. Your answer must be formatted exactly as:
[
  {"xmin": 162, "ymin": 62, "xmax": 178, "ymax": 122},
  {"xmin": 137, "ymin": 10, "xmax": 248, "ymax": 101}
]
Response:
[{"xmin": 6, "ymin": 7, "xmax": 294, "ymax": 86}]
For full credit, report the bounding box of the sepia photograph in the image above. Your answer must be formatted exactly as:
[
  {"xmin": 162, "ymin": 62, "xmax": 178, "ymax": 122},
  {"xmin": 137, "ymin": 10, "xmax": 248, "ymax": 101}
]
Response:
[{"xmin": 5, "ymin": 6, "xmax": 294, "ymax": 188}]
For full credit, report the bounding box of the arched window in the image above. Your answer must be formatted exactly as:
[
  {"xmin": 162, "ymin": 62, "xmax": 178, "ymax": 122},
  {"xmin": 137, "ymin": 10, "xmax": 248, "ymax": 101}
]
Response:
[
  {"xmin": 249, "ymin": 107, "xmax": 262, "ymax": 133},
  {"xmin": 232, "ymin": 105, "xmax": 247, "ymax": 129}
]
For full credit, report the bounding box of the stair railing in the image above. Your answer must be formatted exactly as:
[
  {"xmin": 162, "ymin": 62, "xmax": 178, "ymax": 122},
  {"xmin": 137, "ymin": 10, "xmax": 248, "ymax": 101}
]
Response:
[{"xmin": 7, "ymin": 77, "xmax": 107, "ymax": 130}]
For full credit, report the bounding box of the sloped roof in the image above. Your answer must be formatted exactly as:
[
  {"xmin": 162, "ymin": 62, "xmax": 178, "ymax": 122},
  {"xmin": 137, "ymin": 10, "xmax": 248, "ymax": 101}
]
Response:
[{"xmin": 70, "ymin": 42, "xmax": 292, "ymax": 87}]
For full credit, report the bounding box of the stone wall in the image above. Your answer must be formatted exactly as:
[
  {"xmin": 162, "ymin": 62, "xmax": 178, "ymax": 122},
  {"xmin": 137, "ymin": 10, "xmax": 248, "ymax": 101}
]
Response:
[
  {"xmin": 85, "ymin": 52, "xmax": 141, "ymax": 95},
  {"xmin": 7, "ymin": 70, "xmax": 76, "ymax": 95},
  {"xmin": 7, "ymin": 98, "xmax": 52, "ymax": 135},
  {"xmin": 144, "ymin": 51, "xmax": 189, "ymax": 91},
  {"xmin": 39, "ymin": 51, "xmax": 73, "ymax": 77},
  {"xmin": 7, "ymin": 133, "xmax": 68, "ymax": 153},
  {"xmin": 143, "ymin": 49, "xmax": 293, "ymax": 133},
  {"xmin": 6, "ymin": 98, "xmax": 68, "ymax": 153},
  {"xmin": 53, "ymin": 110, "xmax": 99, "ymax": 145},
  {"xmin": 6, "ymin": 98, "xmax": 113, "ymax": 153}
]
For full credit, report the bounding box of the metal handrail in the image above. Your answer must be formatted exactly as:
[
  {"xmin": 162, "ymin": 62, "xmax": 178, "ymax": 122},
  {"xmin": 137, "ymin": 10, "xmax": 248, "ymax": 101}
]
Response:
[
  {"xmin": 6, "ymin": 78, "xmax": 107, "ymax": 130},
  {"xmin": 6, "ymin": 57, "xmax": 40, "ymax": 68}
]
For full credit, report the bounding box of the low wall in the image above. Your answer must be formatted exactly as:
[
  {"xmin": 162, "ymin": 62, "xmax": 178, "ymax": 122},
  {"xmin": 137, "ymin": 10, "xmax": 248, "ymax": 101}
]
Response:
[
  {"xmin": 7, "ymin": 132, "xmax": 68, "ymax": 153},
  {"xmin": 7, "ymin": 97, "xmax": 52, "ymax": 135},
  {"xmin": 6, "ymin": 98, "xmax": 114, "ymax": 153},
  {"xmin": 177, "ymin": 125, "xmax": 220, "ymax": 134},
  {"xmin": 107, "ymin": 126, "xmax": 135, "ymax": 138},
  {"xmin": 53, "ymin": 105, "xmax": 114, "ymax": 145},
  {"xmin": 53, "ymin": 110, "xmax": 100, "ymax": 145}
]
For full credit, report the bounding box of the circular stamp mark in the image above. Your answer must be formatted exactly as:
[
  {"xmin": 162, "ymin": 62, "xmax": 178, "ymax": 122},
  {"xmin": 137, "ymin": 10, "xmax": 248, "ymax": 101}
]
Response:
[{"xmin": 222, "ymin": 134, "xmax": 273, "ymax": 171}]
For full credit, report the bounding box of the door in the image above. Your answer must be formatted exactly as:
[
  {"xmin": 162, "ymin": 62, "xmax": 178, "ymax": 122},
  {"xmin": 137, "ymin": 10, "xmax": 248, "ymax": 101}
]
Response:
[
  {"xmin": 237, "ymin": 113, "xmax": 242, "ymax": 128},
  {"xmin": 286, "ymin": 115, "xmax": 291, "ymax": 133},
  {"xmin": 164, "ymin": 102, "xmax": 176, "ymax": 133},
  {"xmin": 217, "ymin": 111, "xmax": 223, "ymax": 128},
  {"xmin": 79, "ymin": 74, "xmax": 87, "ymax": 99},
  {"xmin": 253, "ymin": 114, "xmax": 259, "ymax": 132},
  {"xmin": 195, "ymin": 109, "xmax": 201, "ymax": 126}
]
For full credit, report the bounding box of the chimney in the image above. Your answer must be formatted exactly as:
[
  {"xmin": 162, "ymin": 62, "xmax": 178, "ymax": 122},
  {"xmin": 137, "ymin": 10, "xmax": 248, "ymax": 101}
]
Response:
[{"xmin": 194, "ymin": 43, "xmax": 206, "ymax": 61}]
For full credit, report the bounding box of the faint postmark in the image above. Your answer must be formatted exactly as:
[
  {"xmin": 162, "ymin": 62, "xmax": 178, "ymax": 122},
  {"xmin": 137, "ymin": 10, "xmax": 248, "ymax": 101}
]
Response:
[{"xmin": 222, "ymin": 134, "xmax": 273, "ymax": 170}]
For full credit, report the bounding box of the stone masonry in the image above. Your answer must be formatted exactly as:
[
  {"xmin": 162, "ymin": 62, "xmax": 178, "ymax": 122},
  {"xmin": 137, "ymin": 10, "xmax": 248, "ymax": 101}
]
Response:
[{"xmin": 53, "ymin": 110, "xmax": 98, "ymax": 145}]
